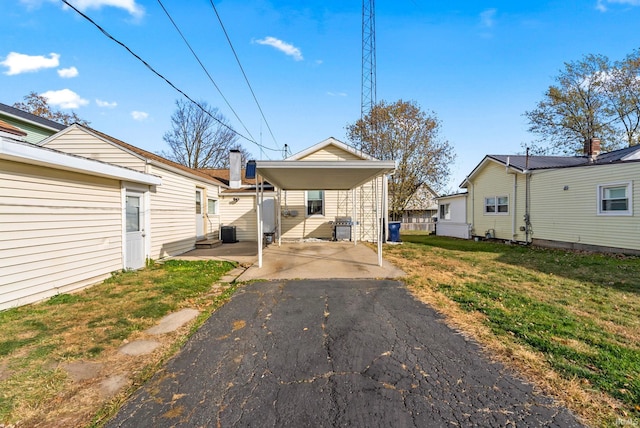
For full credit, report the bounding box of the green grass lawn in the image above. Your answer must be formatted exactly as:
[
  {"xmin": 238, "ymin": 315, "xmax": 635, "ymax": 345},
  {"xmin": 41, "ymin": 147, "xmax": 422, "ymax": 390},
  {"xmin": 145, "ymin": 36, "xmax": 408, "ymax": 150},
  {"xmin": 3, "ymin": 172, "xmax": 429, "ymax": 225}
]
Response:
[
  {"xmin": 0, "ymin": 259, "xmax": 237, "ymax": 426},
  {"xmin": 386, "ymin": 234, "xmax": 639, "ymax": 427}
]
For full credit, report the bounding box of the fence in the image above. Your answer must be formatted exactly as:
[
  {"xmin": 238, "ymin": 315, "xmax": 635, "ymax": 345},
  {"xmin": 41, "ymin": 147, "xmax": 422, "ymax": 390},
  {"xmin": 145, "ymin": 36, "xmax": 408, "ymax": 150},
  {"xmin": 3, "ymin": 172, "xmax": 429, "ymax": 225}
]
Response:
[{"xmin": 400, "ymin": 221, "xmax": 436, "ymax": 233}]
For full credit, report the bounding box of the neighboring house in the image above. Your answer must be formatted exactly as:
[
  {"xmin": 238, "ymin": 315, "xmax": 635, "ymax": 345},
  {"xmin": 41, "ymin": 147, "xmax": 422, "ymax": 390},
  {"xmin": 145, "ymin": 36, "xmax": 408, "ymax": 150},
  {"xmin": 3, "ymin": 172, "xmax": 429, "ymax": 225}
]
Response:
[
  {"xmin": 435, "ymin": 193, "xmax": 470, "ymax": 239},
  {"xmin": 39, "ymin": 124, "xmax": 227, "ymax": 261},
  {"xmin": 0, "ymin": 130, "xmax": 160, "ymax": 310},
  {"xmin": 461, "ymin": 138, "xmax": 640, "ymax": 254},
  {"xmin": 400, "ymin": 184, "xmax": 439, "ymax": 232},
  {"xmin": 0, "ymin": 102, "xmax": 65, "ymax": 144}
]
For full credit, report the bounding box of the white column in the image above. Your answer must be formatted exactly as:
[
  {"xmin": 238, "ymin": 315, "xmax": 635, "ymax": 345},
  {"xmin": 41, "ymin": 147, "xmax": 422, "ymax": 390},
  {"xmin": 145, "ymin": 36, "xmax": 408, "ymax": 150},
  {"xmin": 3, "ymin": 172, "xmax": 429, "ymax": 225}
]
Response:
[
  {"xmin": 256, "ymin": 174, "xmax": 262, "ymax": 268},
  {"xmin": 277, "ymin": 188, "xmax": 282, "ymax": 246}
]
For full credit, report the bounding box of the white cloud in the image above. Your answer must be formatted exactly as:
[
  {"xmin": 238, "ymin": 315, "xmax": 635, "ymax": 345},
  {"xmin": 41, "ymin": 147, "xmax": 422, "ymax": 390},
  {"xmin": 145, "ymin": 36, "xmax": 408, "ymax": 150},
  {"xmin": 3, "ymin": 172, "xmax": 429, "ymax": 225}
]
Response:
[
  {"xmin": 68, "ymin": 0, "xmax": 144, "ymax": 18},
  {"xmin": 57, "ymin": 66, "xmax": 79, "ymax": 78},
  {"xmin": 480, "ymin": 8, "xmax": 497, "ymax": 28},
  {"xmin": 597, "ymin": 0, "xmax": 640, "ymax": 11},
  {"xmin": 327, "ymin": 91, "xmax": 347, "ymax": 97},
  {"xmin": 131, "ymin": 110, "xmax": 149, "ymax": 121},
  {"xmin": 96, "ymin": 99, "xmax": 117, "ymax": 108},
  {"xmin": 1, "ymin": 52, "xmax": 60, "ymax": 75},
  {"xmin": 255, "ymin": 37, "xmax": 303, "ymax": 61},
  {"xmin": 40, "ymin": 89, "xmax": 89, "ymax": 109},
  {"xmin": 21, "ymin": 0, "xmax": 144, "ymax": 18}
]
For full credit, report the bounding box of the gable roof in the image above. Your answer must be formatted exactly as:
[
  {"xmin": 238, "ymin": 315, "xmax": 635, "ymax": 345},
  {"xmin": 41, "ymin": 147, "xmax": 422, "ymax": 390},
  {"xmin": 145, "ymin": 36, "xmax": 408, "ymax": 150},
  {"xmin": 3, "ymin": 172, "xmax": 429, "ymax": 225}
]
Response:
[
  {"xmin": 287, "ymin": 137, "xmax": 377, "ymax": 161},
  {"xmin": 462, "ymin": 145, "xmax": 640, "ymax": 187},
  {"xmin": 41, "ymin": 124, "xmax": 227, "ymax": 187},
  {"xmin": 0, "ymin": 102, "xmax": 66, "ymax": 132}
]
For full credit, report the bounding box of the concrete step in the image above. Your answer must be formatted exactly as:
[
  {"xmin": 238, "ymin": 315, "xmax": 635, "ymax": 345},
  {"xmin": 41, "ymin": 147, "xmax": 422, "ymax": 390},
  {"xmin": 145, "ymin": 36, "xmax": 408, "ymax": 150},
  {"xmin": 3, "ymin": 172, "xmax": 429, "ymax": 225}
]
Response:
[{"xmin": 195, "ymin": 238, "xmax": 222, "ymax": 249}]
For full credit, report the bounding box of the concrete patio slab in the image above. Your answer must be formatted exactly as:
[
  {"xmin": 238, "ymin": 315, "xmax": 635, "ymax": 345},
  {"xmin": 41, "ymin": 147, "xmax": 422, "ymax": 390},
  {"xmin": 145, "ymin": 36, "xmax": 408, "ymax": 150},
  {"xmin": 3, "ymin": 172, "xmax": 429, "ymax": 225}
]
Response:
[
  {"xmin": 175, "ymin": 241, "xmax": 258, "ymax": 266},
  {"xmin": 237, "ymin": 241, "xmax": 405, "ymax": 281}
]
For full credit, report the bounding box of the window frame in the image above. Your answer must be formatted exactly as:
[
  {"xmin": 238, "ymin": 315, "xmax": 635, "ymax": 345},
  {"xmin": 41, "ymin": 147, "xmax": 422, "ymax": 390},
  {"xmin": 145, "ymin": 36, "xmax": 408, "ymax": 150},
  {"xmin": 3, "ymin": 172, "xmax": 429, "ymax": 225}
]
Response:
[
  {"xmin": 439, "ymin": 203, "xmax": 451, "ymax": 220},
  {"xmin": 305, "ymin": 190, "xmax": 325, "ymax": 217},
  {"xmin": 484, "ymin": 195, "xmax": 509, "ymax": 215},
  {"xmin": 207, "ymin": 198, "xmax": 218, "ymax": 215},
  {"xmin": 597, "ymin": 182, "xmax": 632, "ymax": 216}
]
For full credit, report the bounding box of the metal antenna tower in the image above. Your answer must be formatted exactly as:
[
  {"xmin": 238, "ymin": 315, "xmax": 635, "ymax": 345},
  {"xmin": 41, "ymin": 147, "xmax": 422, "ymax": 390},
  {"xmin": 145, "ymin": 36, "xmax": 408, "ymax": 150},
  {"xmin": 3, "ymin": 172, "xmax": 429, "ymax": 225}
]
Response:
[{"xmin": 361, "ymin": 0, "xmax": 376, "ymax": 118}]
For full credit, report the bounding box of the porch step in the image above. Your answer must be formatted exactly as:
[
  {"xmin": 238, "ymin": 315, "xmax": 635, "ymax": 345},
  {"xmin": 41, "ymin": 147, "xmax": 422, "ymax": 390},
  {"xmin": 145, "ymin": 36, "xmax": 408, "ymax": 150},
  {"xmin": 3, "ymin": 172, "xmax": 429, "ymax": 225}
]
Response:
[{"xmin": 195, "ymin": 238, "xmax": 222, "ymax": 249}]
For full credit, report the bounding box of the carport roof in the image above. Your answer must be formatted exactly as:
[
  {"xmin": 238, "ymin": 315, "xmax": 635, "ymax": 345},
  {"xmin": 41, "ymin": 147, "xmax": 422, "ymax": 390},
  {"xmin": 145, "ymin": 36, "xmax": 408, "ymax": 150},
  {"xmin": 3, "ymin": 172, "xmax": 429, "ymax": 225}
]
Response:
[{"xmin": 255, "ymin": 160, "xmax": 396, "ymax": 190}]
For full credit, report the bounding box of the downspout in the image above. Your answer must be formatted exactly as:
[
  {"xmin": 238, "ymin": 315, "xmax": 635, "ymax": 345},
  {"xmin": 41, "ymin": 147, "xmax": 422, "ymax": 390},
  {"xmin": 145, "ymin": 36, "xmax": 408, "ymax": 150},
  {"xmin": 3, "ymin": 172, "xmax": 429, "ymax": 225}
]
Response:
[{"xmin": 512, "ymin": 173, "xmax": 517, "ymax": 241}]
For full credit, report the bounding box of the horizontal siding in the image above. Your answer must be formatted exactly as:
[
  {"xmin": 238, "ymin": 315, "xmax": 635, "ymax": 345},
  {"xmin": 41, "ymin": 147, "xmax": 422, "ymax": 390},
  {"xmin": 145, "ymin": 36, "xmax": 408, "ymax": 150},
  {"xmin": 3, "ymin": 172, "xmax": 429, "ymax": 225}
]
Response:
[
  {"xmin": 0, "ymin": 116, "xmax": 55, "ymax": 144},
  {"xmin": 0, "ymin": 159, "xmax": 123, "ymax": 310},
  {"xmin": 299, "ymin": 145, "xmax": 364, "ymax": 161},
  {"xmin": 220, "ymin": 195, "xmax": 257, "ymax": 241},
  {"xmin": 148, "ymin": 165, "xmax": 197, "ymax": 258},
  {"xmin": 467, "ymin": 162, "xmax": 526, "ymax": 240},
  {"xmin": 43, "ymin": 127, "xmax": 146, "ymax": 171},
  {"xmin": 530, "ymin": 163, "xmax": 640, "ymax": 251}
]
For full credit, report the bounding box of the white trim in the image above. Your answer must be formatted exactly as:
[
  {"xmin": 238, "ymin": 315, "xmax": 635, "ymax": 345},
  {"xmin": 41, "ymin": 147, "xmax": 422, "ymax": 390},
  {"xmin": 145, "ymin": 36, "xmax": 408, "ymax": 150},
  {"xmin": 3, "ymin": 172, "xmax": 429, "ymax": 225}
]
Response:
[
  {"xmin": 0, "ymin": 138, "xmax": 161, "ymax": 185},
  {"xmin": 0, "ymin": 108, "xmax": 63, "ymax": 133},
  {"xmin": 484, "ymin": 195, "xmax": 509, "ymax": 215},
  {"xmin": 305, "ymin": 190, "xmax": 325, "ymax": 217},
  {"xmin": 597, "ymin": 181, "xmax": 633, "ymax": 216}
]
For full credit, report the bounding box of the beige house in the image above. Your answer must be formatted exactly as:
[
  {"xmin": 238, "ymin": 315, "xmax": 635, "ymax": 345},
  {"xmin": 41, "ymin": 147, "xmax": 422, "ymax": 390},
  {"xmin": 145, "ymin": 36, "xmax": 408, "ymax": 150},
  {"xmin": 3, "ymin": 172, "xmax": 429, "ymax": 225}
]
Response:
[
  {"xmin": 39, "ymin": 125, "xmax": 227, "ymax": 262},
  {"xmin": 0, "ymin": 125, "xmax": 160, "ymax": 310},
  {"xmin": 205, "ymin": 138, "xmax": 395, "ymax": 245},
  {"xmin": 461, "ymin": 138, "xmax": 640, "ymax": 254}
]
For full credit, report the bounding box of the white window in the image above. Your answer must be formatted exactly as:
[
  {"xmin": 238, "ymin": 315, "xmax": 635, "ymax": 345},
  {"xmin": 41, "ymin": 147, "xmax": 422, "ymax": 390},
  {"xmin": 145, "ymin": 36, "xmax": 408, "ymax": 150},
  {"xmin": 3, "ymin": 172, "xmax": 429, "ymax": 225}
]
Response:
[
  {"xmin": 484, "ymin": 196, "xmax": 509, "ymax": 215},
  {"xmin": 439, "ymin": 203, "xmax": 451, "ymax": 220},
  {"xmin": 598, "ymin": 182, "xmax": 632, "ymax": 216},
  {"xmin": 207, "ymin": 198, "xmax": 218, "ymax": 215},
  {"xmin": 306, "ymin": 190, "xmax": 324, "ymax": 216}
]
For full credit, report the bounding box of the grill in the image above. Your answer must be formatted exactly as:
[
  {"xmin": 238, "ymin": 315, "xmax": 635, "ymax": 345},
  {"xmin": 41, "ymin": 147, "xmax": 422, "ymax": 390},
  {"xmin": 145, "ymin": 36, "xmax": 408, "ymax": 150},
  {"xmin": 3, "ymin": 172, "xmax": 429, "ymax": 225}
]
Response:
[{"xmin": 330, "ymin": 216, "xmax": 353, "ymax": 241}]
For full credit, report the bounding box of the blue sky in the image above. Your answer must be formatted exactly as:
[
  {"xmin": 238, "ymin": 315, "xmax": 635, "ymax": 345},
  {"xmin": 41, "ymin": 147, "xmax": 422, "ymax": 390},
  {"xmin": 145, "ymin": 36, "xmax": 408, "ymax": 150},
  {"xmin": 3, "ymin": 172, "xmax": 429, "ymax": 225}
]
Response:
[{"xmin": 3, "ymin": 0, "xmax": 640, "ymax": 190}]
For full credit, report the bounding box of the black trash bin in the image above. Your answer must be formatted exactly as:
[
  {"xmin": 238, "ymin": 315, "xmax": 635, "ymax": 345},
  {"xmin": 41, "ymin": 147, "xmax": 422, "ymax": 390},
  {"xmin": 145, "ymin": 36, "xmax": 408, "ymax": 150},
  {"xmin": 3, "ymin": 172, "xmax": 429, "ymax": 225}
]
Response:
[
  {"xmin": 221, "ymin": 225, "xmax": 237, "ymax": 243},
  {"xmin": 388, "ymin": 221, "xmax": 401, "ymax": 242}
]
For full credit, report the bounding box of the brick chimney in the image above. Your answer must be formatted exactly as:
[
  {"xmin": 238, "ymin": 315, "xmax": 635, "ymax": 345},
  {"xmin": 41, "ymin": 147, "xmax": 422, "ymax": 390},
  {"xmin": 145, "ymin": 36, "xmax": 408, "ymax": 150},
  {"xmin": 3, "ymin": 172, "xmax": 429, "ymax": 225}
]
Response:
[
  {"xmin": 583, "ymin": 137, "xmax": 601, "ymax": 160},
  {"xmin": 229, "ymin": 149, "xmax": 242, "ymax": 189}
]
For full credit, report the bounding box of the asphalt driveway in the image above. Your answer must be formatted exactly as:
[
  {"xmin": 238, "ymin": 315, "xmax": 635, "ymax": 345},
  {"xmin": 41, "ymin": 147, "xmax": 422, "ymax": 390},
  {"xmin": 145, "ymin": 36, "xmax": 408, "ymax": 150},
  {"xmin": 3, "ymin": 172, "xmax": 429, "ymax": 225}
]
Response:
[{"xmin": 107, "ymin": 280, "xmax": 584, "ymax": 427}]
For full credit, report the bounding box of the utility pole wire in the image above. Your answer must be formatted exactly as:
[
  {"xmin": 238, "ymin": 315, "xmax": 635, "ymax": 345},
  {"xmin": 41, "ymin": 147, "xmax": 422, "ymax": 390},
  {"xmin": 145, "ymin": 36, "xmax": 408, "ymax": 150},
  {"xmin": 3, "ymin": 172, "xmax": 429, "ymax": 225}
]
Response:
[
  {"xmin": 61, "ymin": 0, "xmax": 280, "ymax": 153},
  {"xmin": 156, "ymin": 0, "xmax": 256, "ymax": 143},
  {"xmin": 208, "ymin": 0, "xmax": 281, "ymax": 150}
]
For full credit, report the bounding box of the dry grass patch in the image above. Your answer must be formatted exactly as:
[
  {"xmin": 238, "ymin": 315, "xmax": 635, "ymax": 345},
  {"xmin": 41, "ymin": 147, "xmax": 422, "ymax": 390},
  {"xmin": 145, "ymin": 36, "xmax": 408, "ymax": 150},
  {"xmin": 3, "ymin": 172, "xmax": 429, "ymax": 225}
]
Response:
[
  {"xmin": 383, "ymin": 234, "xmax": 639, "ymax": 427},
  {"xmin": 0, "ymin": 259, "xmax": 238, "ymax": 427}
]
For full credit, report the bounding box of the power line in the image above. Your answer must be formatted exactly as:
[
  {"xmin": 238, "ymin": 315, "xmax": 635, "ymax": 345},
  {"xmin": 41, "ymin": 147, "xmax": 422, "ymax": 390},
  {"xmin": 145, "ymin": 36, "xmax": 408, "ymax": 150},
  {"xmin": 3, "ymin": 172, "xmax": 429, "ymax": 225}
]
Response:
[
  {"xmin": 156, "ymin": 0, "xmax": 256, "ymax": 143},
  {"xmin": 60, "ymin": 0, "xmax": 282, "ymax": 153},
  {"xmin": 208, "ymin": 0, "xmax": 281, "ymax": 150}
]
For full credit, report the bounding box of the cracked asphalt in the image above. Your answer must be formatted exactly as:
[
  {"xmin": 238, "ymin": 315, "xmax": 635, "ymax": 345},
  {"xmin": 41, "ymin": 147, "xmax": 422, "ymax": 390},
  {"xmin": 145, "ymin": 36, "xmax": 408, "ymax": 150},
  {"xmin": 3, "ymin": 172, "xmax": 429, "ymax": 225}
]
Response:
[{"xmin": 107, "ymin": 280, "xmax": 585, "ymax": 427}]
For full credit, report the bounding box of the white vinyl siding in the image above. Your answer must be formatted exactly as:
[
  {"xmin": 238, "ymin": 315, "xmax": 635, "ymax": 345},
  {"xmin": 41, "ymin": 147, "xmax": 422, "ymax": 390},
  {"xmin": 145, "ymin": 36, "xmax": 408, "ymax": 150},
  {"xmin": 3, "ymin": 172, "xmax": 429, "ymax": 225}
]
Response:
[
  {"xmin": 147, "ymin": 165, "xmax": 198, "ymax": 258},
  {"xmin": 0, "ymin": 159, "xmax": 124, "ymax": 310},
  {"xmin": 299, "ymin": 145, "xmax": 364, "ymax": 161},
  {"xmin": 529, "ymin": 163, "xmax": 640, "ymax": 251},
  {"xmin": 219, "ymin": 194, "xmax": 258, "ymax": 241},
  {"xmin": 42, "ymin": 127, "xmax": 147, "ymax": 172}
]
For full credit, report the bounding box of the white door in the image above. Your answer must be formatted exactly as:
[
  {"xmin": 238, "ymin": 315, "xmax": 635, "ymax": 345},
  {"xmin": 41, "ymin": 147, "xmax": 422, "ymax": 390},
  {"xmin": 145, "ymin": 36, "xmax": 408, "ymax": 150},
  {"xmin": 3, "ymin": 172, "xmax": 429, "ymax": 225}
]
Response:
[
  {"xmin": 195, "ymin": 189, "xmax": 204, "ymax": 239},
  {"xmin": 126, "ymin": 192, "xmax": 145, "ymax": 269}
]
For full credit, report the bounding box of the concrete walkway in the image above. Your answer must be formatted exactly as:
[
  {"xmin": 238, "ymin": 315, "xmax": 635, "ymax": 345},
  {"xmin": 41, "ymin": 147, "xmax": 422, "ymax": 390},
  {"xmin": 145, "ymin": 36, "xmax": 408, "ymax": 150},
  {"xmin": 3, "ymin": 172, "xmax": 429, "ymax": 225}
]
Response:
[
  {"xmin": 106, "ymin": 280, "xmax": 585, "ymax": 428},
  {"xmin": 176, "ymin": 240, "xmax": 405, "ymax": 281}
]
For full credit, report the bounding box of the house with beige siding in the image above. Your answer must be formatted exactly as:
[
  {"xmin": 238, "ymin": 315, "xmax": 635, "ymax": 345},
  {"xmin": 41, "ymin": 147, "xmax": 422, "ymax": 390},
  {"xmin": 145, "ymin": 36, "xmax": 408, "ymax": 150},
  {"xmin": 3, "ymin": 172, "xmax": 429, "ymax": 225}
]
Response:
[
  {"xmin": 461, "ymin": 138, "xmax": 640, "ymax": 254},
  {"xmin": 39, "ymin": 124, "xmax": 227, "ymax": 261},
  {"xmin": 201, "ymin": 138, "xmax": 394, "ymax": 244},
  {"xmin": 0, "ymin": 130, "xmax": 161, "ymax": 310}
]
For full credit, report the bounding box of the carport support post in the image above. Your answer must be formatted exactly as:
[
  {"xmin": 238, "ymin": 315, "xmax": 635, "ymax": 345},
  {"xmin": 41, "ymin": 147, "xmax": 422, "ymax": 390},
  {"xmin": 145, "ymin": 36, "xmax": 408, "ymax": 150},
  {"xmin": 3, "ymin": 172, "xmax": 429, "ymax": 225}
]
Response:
[
  {"xmin": 256, "ymin": 174, "xmax": 262, "ymax": 268},
  {"xmin": 277, "ymin": 188, "xmax": 282, "ymax": 246},
  {"xmin": 375, "ymin": 176, "xmax": 382, "ymax": 266}
]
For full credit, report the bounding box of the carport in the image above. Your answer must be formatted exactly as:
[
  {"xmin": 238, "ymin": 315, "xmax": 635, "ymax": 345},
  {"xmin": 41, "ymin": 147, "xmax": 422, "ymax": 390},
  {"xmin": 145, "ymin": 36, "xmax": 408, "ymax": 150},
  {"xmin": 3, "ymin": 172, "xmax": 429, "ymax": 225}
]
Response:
[{"xmin": 252, "ymin": 159, "xmax": 396, "ymax": 268}]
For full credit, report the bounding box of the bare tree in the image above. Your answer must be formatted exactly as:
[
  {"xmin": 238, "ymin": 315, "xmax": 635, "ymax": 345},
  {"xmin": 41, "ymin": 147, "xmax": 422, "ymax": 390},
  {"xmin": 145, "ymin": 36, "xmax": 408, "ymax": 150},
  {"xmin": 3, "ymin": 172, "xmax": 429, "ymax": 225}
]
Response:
[
  {"xmin": 524, "ymin": 52, "xmax": 640, "ymax": 154},
  {"xmin": 346, "ymin": 99, "xmax": 455, "ymax": 220},
  {"xmin": 161, "ymin": 99, "xmax": 248, "ymax": 168},
  {"xmin": 13, "ymin": 92, "xmax": 89, "ymax": 126}
]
